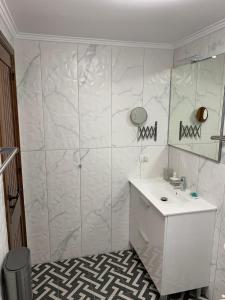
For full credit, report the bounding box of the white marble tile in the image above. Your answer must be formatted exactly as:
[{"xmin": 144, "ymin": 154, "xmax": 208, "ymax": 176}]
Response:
[
  {"xmin": 40, "ymin": 42, "xmax": 79, "ymax": 150},
  {"xmin": 81, "ymin": 148, "xmax": 111, "ymax": 256},
  {"xmin": 184, "ymin": 36, "xmax": 210, "ymax": 61},
  {"xmin": 142, "ymin": 49, "xmax": 172, "ymax": 146},
  {"xmin": 112, "ymin": 147, "xmax": 141, "ymax": 251},
  {"xmin": 27, "ymin": 232, "xmax": 51, "ymax": 265},
  {"xmin": 221, "ymin": 146, "xmax": 225, "ymax": 164},
  {"xmin": 191, "ymin": 143, "xmax": 220, "ymax": 162},
  {"xmin": 208, "ymin": 27, "xmax": 225, "ymax": 57},
  {"xmin": 174, "ymin": 36, "xmax": 210, "ymax": 67},
  {"xmin": 197, "ymin": 158, "xmax": 225, "ymax": 265},
  {"xmin": 140, "ymin": 146, "xmax": 168, "ymax": 179},
  {"xmin": 78, "ymin": 45, "xmax": 111, "ymax": 148},
  {"xmin": 15, "ymin": 40, "xmax": 45, "ymax": 151},
  {"xmin": 178, "ymin": 149, "xmax": 199, "ymax": 191},
  {"xmin": 112, "ymin": 47, "xmax": 144, "ymax": 147},
  {"xmin": 205, "ymin": 264, "xmax": 217, "ymax": 300},
  {"xmin": 46, "ymin": 150, "xmax": 81, "ymax": 261},
  {"xmin": 173, "ymin": 46, "xmax": 187, "ymax": 67},
  {"xmin": 21, "ymin": 151, "xmax": 50, "ymax": 264},
  {"xmin": 215, "ymin": 186, "xmax": 225, "ymax": 271},
  {"xmin": 168, "ymin": 146, "xmax": 180, "ymax": 174},
  {"xmin": 213, "ymin": 268, "xmax": 225, "ymax": 300},
  {"xmin": 221, "ymin": 122, "xmax": 225, "ymax": 164}
]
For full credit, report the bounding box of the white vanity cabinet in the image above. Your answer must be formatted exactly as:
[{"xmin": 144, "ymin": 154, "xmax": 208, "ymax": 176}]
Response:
[{"xmin": 129, "ymin": 179, "xmax": 217, "ymax": 296}]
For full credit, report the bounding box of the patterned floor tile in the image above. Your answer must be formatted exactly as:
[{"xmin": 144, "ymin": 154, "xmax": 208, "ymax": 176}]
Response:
[
  {"xmin": 32, "ymin": 258, "xmax": 95, "ymax": 299},
  {"xmin": 32, "ymin": 250, "xmax": 208, "ymax": 300}
]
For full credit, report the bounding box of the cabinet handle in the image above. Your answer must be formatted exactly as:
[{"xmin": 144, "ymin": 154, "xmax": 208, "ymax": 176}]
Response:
[
  {"xmin": 138, "ymin": 229, "xmax": 149, "ymax": 244},
  {"xmin": 139, "ymin": 194, "xmax": 150, "ymax": 208}
]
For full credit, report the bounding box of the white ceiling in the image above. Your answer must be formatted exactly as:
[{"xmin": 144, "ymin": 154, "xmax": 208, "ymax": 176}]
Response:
[{"xmin": 5, "ymin": 0, "xmax": 225, "ymax": 44}]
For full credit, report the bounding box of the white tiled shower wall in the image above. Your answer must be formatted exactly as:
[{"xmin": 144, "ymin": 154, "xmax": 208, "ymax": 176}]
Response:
[
  {"xmin": 14, "ymin": 39, "xmax": 172, "ymax": 265},
  {"xmin": 169, "ymin": 28, "xmax": 225, "ymax": 300}
]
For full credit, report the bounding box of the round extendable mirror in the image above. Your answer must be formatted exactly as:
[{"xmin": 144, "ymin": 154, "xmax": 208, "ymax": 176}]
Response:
[
  {"xmin": 130, "ymin": 107, "xmax": 148, "ymax": 127},
  {"xmin": 196, "ymin": 107, "xmax": 208, "ymax": 123}
]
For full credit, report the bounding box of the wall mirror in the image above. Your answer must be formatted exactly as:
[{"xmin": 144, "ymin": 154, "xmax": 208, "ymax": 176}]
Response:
[{"xmin": 168, "ymin": 53, "xmax": 225, "ymax": 161}]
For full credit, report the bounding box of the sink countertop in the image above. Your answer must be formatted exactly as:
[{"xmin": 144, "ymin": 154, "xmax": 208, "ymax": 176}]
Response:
[{"xmin": 129, "ymin": 177, "xmax": 217, "ymax": 217}]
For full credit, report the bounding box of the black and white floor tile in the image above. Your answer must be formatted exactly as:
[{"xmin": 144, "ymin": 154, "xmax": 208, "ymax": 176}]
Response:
[{"xmin": 32, "ymin": 250, "xmax": 208, "ymax": 300}]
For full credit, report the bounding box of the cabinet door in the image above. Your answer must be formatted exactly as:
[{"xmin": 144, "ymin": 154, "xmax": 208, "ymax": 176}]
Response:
[
  {"xmin": 162, "ymin": 211, "xmax": 216, "ymax": 295},
  {"xmin": 130, "ymin": 185, "xmax": 165, "ymax": 292}
]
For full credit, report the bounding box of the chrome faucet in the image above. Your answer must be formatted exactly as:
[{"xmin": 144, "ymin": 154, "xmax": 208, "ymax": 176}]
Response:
[
  {"xmin": 180, "ymin": 176, "xmax": 187, "ymax": 191},
  {"xmin": 173, "ymin": 176, "xmax": 187, "ymax": 191}
]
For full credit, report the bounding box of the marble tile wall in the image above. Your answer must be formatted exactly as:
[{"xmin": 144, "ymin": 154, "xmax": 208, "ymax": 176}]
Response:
[
  {"xmin": 41, "ymin": 42, "xmax": 79, "ymax": 150},
  {"xmin": 79, "ymin": 45, "xmax": 111, "ymax": 148},
  {"xmin": 171, "ymin": 28, "xmax": 225, "ymax": 300},
  {"xmin": 46, "ymin": 150, "xmax": 81, "ymax": 261},
  {"xmin": 112, "ymin": 47, "xmax": 144, "ymax": 147},
  {"xmin": 15, "ymin": 39, "xmax": 173, "ymax": 265}
]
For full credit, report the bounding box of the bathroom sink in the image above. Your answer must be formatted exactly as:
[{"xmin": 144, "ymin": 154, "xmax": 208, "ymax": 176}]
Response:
[
  {"xmin": 129, "ymin": 177, "xmax": 216, "ymax": 216},
  {"xmin": 144, "ymin": 180, "xmax": 189, "ymax": 202}
]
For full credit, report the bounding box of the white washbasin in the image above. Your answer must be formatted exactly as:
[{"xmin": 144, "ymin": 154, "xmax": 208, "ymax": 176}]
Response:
[{"xmin": 129, "ymin": 177, "xmax": 217, "ymax": 216}]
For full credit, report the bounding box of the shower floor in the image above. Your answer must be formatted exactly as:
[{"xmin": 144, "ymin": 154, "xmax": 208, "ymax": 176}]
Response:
[{"xmin": 32, "ymin": 249, "xmax": 206, "ymax": 300}]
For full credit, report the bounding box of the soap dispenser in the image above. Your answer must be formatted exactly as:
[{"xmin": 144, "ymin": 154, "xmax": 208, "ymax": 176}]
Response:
[{"xmin": 170, "ymin": 171, "xmax": 180, "ymax": 187}]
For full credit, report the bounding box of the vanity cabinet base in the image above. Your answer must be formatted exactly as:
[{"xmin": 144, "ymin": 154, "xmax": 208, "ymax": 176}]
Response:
[{"xmin": 130, "ymin": 185, "xmax": 216, "ymax": 296}]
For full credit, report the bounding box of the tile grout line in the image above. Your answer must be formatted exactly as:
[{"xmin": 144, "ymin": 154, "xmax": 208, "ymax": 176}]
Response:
[
  {"xmin": 77, "ymin": 43, "xmax": 83, "ymax": 257},
  {"xmin": 21, "ymin": 144, "xmax": 163, "ymax": 152},
  {"xmin": 20, "ymin": 141, "xmax": 223, "ymax": 153},
  {"xmin": 167, "ymin": 67, "xmax": 173, "ymax": 171},
  {"xmin": 110, "ymin": 46, "xmax": 113, "ymax": 252},
  {"xmin": 38, "ymin": 41, "xmax": 52, "ymax": 262},
  {"xmin": 140, "ymin": 48, "xmax": 145, "ymax": 179}
]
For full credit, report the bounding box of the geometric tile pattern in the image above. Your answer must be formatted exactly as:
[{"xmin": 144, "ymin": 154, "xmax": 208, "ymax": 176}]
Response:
[{"xmin": 32, "ymin": 250, "xmax": 208, "ymax": 300}]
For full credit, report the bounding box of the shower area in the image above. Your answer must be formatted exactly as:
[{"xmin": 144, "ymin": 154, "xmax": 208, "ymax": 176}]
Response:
[{"xmin": 13, "ymin": 39, "xmax": 172, "ymax": 299}]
